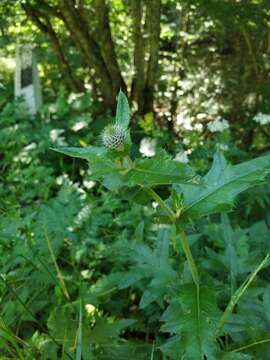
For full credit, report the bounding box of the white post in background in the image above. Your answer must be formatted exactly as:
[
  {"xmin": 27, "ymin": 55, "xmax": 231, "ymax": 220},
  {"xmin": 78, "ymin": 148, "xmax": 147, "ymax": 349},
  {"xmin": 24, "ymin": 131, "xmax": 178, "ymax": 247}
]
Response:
[{"xmin": 15, "ymin": 44, "xmax": 42, "ymax": 115}]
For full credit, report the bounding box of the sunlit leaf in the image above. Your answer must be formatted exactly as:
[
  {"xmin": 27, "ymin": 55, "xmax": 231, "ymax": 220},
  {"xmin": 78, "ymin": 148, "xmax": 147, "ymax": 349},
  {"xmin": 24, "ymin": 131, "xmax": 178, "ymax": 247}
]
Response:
[
  {"xmin": 161, "ymin": 284, "xmax": 221, "ymax": 360},
  {"xmin": 176, "ymin": 152, "xmax": 270, "ymax": 220},
  {"xmin": 115, "ymin": 89, "xmax": 130, "ymax": 129},
  {"xmin": 124, "ymin": 158, "xmax": 196, "ymax": 186}
]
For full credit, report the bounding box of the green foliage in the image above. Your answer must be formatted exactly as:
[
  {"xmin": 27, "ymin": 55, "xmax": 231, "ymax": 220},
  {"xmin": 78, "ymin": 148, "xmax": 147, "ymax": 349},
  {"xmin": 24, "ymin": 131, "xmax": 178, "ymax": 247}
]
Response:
[
  {"xmin": 1, "ymin": 29, "xmax": 270, "ymax": 357},
  {"xmin": 115, "ymin": 90, "xmax": 130, "ymax": 129},
  {"xmin": 161, "ymin": 285, "xmax": 221, "ymax": 359},
  {"xmin": 47, "ymin": 92, "xmax": 270, "ymax": 359},
  {"xmin": 52, "ymin": 145, "xmax": 196, "ymax": 188},
  {"xmin": 176, "ymin": 152, "xmax": 270, "ymax": 220}
]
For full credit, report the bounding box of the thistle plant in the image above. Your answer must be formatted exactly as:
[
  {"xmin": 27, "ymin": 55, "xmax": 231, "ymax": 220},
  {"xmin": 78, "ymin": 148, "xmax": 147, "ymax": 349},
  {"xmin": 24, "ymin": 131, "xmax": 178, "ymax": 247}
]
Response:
[
  {"xmin": 101, "ymin": 124, "xmax": 127, "ymax": 150},
  {"xmin": 52, "ymin": 90, "xmax": 270, "ymax": 359}
]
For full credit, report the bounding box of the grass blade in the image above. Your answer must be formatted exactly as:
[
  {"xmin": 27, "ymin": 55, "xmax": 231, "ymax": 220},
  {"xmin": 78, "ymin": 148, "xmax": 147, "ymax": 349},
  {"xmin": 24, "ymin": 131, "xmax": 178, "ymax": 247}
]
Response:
[
  {"xmin": 218, "ymin": 252, "xmax": 270, "ymax": 332},
  {"xmin": 75, "ymin": 299, "xmax": 83, "ymax": 360}
]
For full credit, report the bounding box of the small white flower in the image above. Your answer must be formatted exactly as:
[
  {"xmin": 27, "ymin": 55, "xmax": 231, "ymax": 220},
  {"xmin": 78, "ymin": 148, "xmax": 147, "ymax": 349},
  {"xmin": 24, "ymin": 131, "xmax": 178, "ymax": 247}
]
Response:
[
  {"xmin": 183, "ymin": 138, "xmax": 190, "ymax": 145},
  {"xmin": 85, "ymin": 304, "xmax": 96, "ymax": 314},
  {"xmin": 56, "ymin": 174, "xmax": 69, "ymax": 185},
  {"xmin": 139, "ymin": 138, "xmax": 157, "ymax": 157},
  {"xmin": 68, "ymin": 92, "xmax": 83, "ymax": 104},
  {"xmin": 72, "ymin": 120, "xmax": 87, "ymax": 132},
  {"xmin": 50, "ymin": 129, "xmax": 67, "ymax": 146},
  {"xmin": 152, "ymin": 201, "xmax": 159, "ymax": 209},
  {"xmin": 196, "ymin": 113, "xmax": 207, "ymax": 120},
  {"xmin": 207, "ymin": 117, "xmax": 229, "ymax": 133},
  {"xmin": 253, "ymin": 113, "xmax": 270, "ymax": 125},
  {"xmin": 194, "ymin": 123, "xmax": 203, "ymax": 132},
  {"xmin": 174, "ymin": 151, "xmax": 189, "ymax": 163},
  {"xmin": 24, "ymin": 142, "xmax": 37, "ymax": 151},
  {"xmin": 83, "ymin": 180, "xmax": 96, "ymax": 190},
  {"xmin": 176, "ymin": 113, "xmax": 193, "ymax": 130}
]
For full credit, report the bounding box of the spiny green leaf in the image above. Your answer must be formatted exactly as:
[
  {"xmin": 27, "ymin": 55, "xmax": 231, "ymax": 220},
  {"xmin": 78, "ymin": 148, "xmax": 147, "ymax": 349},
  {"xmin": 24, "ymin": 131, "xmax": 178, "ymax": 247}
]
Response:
[
  {"xmin": 161, "ymin": 285, "xmax": 221, "ymax": 360},
  {"xmin": 123, "ymin": 158, "xmax": 196, "ymax": 186},
  {"xmin": 51, "ymin": 146, "xmax": 106, "ymax": 160},
  {"xmin": 176, "ymin": 152, "xmax": 270, "ymax": 220},
  {"xmin": 115, "ymin": 89, "xmax": 130, "ymax": 129},
  {"xmin": 51, "ymin": 146, "xmax": 121, "ymax": 178}
]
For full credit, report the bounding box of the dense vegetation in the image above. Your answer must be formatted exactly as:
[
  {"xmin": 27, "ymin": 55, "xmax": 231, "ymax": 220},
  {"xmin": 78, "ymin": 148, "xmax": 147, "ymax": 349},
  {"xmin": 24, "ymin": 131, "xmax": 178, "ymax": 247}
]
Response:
[{"xmin": 1, "ymin": 1, "xmax": 270, "ymax": 359}]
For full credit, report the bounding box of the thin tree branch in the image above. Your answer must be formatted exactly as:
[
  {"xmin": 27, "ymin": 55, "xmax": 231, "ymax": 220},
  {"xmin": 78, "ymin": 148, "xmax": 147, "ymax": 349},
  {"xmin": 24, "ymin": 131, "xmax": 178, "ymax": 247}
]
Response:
[{"xmin": 21, "ymin": 3, "xmax": 84, "ymax": 92}]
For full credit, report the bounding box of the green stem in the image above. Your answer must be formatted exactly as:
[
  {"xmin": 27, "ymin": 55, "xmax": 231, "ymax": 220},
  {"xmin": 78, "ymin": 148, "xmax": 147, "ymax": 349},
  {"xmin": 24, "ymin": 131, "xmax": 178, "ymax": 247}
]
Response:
[
  {"xmin": 176, "ymin": 223, "xmax": 200, "ymax": 287},
  {"xmin": 142, "ymin": 186, "xmax": 175, "ymax": 222},
  {"xmin": 43, "ymin": 224, "xmax": 70, "ymax": 300},
  {"xmin": 232, "ymin": 338, "xmax": 270, "ymax": 353},
  {"xmin": 142, "ymin": 186, "xmax": 199, "ymax": 286},
  {"xmin": 142, "ymin": 186, "xmax": 202, "ymax": 356}
]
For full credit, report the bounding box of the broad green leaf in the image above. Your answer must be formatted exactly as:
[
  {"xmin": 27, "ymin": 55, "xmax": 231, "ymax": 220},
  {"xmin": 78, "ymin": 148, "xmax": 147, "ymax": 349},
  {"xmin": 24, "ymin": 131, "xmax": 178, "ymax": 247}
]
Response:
[
  {"xmin": 115, "ymin": 89, "xmax": 130, "ymax": 129},
  {"xmin": 176, "ymin": 152, "xmax": 270, "ymax": 220},
  {"xmin": 52, "ymin": 147, "xmax": 196, "ymax": 187},
  {"xmin": 103, "ymin": 173, "xmax": 126, "ymax": 191},
  {"xmin": 51, "ymin": 146, "xmax": 121, "ymax": 178},
  {"xmin": 161, "ymin": 285, "xmax": 221, "ymax": 360},
  {"xmin": 123, "ymin": 158, "xmax": 195, "ymax": 186},
  {"xmin": 51, "ymin": 146, "xmax": 107, "ymax": 160}
]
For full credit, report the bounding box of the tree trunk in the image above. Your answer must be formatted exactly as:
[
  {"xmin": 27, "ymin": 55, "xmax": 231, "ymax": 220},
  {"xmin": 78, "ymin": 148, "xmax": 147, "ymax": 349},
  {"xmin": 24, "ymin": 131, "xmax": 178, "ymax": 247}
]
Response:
[
  {"xmin": 22, "ymin": 0, "xmax": 161, "ymax": 113},
  {"xmin": 143, "ymin": 0, "xmax": 161, "ymax": 114},
  {"xmin": 131, "ymin": 0, "xmax": 146, "ymax": 113},
  {"xmin": 94, "ymin": 0, "xmax": 126, "ymax": 96},
  {"xmin": 58, "ymin": 0, "xmax": 115, "ymax": 108},
  {"xmin": 130, "ymin": 0, "xmax": 161, "ymax": 114}
]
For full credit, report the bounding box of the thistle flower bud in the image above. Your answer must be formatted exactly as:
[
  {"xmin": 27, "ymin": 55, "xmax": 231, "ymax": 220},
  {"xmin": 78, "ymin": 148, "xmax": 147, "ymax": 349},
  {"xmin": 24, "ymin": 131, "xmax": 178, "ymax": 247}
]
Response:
[{"xmin": 102, "ymin": 124, "xmax": 127, "ymax": 150}]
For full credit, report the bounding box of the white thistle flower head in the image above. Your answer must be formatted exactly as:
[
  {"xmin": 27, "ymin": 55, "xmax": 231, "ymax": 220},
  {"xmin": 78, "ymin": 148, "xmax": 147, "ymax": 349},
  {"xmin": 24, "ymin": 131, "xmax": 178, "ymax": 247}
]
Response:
[
  {"xmin": 102, "ymin": 124, "xmax": 127, "ymax": 149},
  {"xmin": 207, "ymin": 117, "xmax": 229, "ymax": 133}
]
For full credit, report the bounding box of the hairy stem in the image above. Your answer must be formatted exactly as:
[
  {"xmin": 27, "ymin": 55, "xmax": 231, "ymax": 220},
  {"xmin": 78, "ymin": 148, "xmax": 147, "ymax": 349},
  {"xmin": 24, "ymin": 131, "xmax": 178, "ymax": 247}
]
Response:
[
  {"xmin": 142, "ymin": 186, "xmax": 199, "ymax": 286},
  {"xmin": 142, "ymin": 186, "xmax": 201, "ymax": 354},
  {"xmin": 142, "ymin": 186, "xmax": 175, "ymax": 222},
  {"xmin": 176, "ymin": 223, "xmax": 200, "ymax": 287}
]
